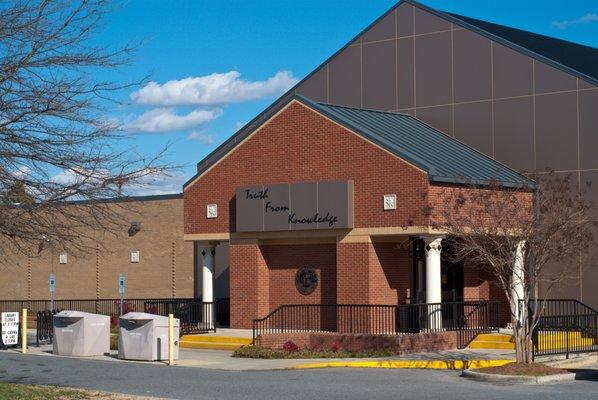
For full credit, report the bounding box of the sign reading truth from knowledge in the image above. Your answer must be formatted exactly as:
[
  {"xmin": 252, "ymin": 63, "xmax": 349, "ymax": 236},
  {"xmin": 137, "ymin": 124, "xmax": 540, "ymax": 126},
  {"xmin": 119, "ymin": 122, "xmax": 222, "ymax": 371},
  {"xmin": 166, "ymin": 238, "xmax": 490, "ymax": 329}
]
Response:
[{"xmin": 236, "ymin": 180, "xmax": 354, "ymax": 232}]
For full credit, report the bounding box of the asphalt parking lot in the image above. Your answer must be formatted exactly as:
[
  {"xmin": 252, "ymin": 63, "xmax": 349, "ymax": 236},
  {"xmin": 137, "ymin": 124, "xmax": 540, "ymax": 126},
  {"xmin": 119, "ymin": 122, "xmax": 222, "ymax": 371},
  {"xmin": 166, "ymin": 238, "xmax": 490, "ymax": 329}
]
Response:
[{"xmin": 0, "ymin": 351, "xmax": 597, "ymax": 400}]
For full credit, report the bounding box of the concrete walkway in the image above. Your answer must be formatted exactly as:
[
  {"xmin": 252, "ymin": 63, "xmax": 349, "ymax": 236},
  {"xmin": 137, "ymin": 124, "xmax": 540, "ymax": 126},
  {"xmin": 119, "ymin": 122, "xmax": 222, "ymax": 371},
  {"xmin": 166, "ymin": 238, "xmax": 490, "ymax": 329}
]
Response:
[{"xmin": 8, "ymin": 343, "xmax": 514, "ymax": 371}]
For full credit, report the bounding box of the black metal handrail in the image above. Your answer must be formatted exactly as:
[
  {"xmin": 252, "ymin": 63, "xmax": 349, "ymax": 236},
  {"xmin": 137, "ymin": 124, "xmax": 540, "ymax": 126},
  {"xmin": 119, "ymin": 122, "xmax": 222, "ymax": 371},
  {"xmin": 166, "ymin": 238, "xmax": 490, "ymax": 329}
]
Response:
[
  {"xmin": 175, "ymin": 301, "xmax": 217, "ymax": 334},
  {"xmin": 252, "ymin": 301, "xmax": 499, "ymax": 348},
  {"xmin": 519, "ymin": 298, "xmax": 598, "ymax": 319},
  {"xmin": 0, "ymin": 298, "xmax": 195, "ymax": 315}
]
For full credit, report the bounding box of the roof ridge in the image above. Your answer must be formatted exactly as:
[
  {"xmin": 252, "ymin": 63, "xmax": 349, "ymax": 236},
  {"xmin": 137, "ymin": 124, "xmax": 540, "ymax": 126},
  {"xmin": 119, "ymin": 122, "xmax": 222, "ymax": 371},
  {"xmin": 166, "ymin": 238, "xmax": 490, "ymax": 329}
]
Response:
[
  {"xmin": 405, "ymin": 0, "xmax": 598, "ymax": 85},
  {"xmin": 315, "ymin": 100, "xmax": 411, "ymax": 117},
  {"xmin": 446, "ymin": 12, "xmax": 598, "ymax": 52}
]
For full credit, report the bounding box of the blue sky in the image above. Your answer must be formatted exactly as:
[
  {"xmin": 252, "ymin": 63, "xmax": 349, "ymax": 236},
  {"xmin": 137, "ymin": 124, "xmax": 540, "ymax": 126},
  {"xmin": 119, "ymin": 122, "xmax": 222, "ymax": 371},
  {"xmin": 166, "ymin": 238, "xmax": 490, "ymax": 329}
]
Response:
[{"xmin": 97, "ymin": 0, "xmax": 598, "ymax": 194}]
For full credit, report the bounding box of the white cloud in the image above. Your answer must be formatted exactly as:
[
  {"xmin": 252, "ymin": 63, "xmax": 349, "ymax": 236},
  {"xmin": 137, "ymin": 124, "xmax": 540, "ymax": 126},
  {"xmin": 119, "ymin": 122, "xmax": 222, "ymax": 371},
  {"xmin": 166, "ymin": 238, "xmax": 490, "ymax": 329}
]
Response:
[
  {"xmin": 125, "ymin": 107, "xmax": 222, "ymax": 133},
  {"xmin": 187, "ymin": 130, "xmax": 215, "ymax": 145},
  {"xmin": 125, "ymin": 170, "xmax": 189, "ymax": 196},
  {"xmin": 130, "ymin": 70, "xmax": 298, "ymax": 107},
  {"xmin": 51, "ymin": 168, "xmax": 110, "ymax": 186},
  {"xmin": 552, "ymin": 13, "xmax": 598, "ymax": 29},
  {"xmin": 49, "ymin": 168, "xmax": 188, "ymax": 197}
]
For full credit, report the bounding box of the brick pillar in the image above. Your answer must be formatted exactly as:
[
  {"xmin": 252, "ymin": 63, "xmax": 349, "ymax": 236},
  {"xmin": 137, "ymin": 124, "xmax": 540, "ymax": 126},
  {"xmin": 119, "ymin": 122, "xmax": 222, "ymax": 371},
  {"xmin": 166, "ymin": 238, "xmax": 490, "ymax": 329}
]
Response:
[
  {"xmin": 336, "ymin": 240, "xmax": 372, "ymax": 333},
  {"xmin": 229, "ymin": 242, "xmax": 269, "ymax": 329}
]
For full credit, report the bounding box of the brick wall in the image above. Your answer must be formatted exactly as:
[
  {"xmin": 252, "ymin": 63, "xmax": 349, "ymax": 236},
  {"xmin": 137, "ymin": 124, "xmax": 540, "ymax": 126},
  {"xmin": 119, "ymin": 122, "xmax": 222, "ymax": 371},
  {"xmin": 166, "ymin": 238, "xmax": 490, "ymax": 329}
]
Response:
[
  {"xmin": 255, "ymin": 331, "xmax": 459, "ymax": 354},
  {"xmin": 262, "ymin": 243, "xmax": 336, "ymax": 308},
  {"xmin": 369, "ymin": 242, "xmax": 411, "ymax": 304},
  {"xmin": 463, "ymin": 261, "xmax": 511, "ymax": 326},
  {"xmin": 231, "ymin": 240, "xmax": 410, "ymax": 328},
  {"xmin": 230, "ymin": 243, "xmax": 269, "ymax": 328},
  {"xmin": 427, "ymin": 184, "xmax": 533, "ymax": 230},
  {"xmin": 0, "ymin": 197, "xmax": 194, "ymax": 301}
]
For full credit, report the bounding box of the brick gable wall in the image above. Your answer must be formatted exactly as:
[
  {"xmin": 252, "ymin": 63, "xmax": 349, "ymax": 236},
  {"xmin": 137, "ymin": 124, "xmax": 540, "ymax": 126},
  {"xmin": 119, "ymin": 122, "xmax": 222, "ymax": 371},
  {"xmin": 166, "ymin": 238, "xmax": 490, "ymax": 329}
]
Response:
[{"xmin": 184, "ymin": 101, "xmax": 430, "ymax": 234}]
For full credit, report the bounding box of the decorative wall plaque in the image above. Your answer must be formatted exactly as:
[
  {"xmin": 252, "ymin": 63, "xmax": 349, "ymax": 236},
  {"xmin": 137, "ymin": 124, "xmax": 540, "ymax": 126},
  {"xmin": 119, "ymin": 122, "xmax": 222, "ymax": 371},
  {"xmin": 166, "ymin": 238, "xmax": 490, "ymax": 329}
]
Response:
[
  {"xmin": 295, "ymin": 266, "xmax": 318, "ymax": 295},
  {"xmin": 207, "ymin": 204, "xmax": 218, "ymax": 219},
  {"xmin": 383, "ymin": 194, "xmax": 396, "ymax": 210}
]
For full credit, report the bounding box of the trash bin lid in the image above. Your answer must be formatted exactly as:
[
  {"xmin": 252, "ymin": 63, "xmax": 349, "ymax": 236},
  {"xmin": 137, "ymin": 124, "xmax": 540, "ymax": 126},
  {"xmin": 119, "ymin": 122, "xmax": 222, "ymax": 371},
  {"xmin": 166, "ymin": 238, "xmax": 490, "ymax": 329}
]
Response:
[
  {"xmin": 121, "ymin": 312, "xmax": 169, "ymax": 322},
  {"xmin": 54, "ymin": 310, "xmax": 97, "ymax": 319}
]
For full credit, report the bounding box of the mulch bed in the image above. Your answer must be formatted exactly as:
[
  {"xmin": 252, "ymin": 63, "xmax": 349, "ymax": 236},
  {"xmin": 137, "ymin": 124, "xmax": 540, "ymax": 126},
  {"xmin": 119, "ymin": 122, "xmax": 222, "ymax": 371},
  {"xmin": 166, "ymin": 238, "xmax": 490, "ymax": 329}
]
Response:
[
  {"xmin": 474, "ymin": 362, "xmax": 566, "ymax": 376},
  {"xmin": 233, "ymin": 346, "xmax": 394, "ymax": 359}
]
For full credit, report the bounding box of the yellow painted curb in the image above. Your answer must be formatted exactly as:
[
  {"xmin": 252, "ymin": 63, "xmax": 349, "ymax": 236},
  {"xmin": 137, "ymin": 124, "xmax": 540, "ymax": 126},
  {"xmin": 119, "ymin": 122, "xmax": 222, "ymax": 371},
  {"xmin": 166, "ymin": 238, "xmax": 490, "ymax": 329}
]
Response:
[{"xmin": 289, "ymin": 359, "xmax": 513, "ymax": 370}]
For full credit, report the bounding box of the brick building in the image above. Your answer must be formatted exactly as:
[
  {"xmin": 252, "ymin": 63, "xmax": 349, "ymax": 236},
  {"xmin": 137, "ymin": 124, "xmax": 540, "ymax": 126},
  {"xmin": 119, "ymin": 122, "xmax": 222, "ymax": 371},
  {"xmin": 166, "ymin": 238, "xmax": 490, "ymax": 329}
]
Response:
[
  {"xmin": 183, "ymin": 96, "xmax": 533, "ymax": 328},
  {"xmin": 183, "ymin": 0, "xmax": 598, "ymax": 326},
  {"xmin": 0, "ymin": 195, "xmax": 228, "ymax": 302}
]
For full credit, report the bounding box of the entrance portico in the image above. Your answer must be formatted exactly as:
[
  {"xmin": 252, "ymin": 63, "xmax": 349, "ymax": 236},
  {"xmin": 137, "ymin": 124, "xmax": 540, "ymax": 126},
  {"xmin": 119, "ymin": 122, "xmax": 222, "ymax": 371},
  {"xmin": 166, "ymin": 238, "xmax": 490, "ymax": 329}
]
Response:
[{"xmin": 183, "ymin": 96, "xmax": 534, "ymax": 329}]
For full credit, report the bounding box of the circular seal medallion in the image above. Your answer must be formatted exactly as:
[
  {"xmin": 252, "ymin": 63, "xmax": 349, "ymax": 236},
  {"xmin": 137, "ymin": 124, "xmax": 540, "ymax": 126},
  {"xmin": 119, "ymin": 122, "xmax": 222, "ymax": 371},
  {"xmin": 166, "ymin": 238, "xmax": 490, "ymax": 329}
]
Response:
[{"xmin": 295, "ymin": 266, "xmax": 318, "ymax": 295}]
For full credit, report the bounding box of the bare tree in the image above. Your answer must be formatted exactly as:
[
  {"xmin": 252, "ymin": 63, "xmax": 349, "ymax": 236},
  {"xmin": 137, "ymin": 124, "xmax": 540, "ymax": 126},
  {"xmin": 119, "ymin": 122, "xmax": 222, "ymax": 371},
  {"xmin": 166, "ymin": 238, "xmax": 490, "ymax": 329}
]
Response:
[
  {"xmin": 428, "ymin": 174, "xmax": 597, "ymax": 363},
  {"xmin": 0, "ymin": 0, "xmax": 171, "ymax": 256}
]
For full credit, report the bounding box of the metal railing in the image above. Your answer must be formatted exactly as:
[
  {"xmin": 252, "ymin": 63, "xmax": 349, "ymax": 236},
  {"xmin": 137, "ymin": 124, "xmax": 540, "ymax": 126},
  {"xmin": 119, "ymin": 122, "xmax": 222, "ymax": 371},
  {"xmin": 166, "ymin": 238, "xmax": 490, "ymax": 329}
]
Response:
[
  {"xmin": 527, "ymin": 300, "xmax": 598, "ymax": 359},
  {"xmin": 144, "ymin": 298, "xmax": 229, "ymax": 330},
  {"xmin": 533, "ymin": 313, "xmax": 598, "ymax": 359},
  {"xmin": 175, "ymin": 302, "xmax": 216, "ymax": 334},
  {"xmin": 252, "ymin": 301, "xmax": 499, "ymax": 348},
  {"xmin": 520, "ymin": 299, "xmax": 598, "ymax": 319},
  {"xmin": 25, "ymin": 297, "xmax": 231, "ymax": 344},
  {"xmin": 0, "ymin": 298, "xmax": 194, "ymax": 315},
  {"xmin": 36, "ymin": 310, "xmax": 61, "ymax": 346}
]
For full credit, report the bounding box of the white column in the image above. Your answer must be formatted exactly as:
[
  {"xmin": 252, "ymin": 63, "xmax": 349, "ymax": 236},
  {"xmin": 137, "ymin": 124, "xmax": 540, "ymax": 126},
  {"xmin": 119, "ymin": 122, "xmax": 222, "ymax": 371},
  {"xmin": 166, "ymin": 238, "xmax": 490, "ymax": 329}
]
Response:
[
  {"xmin": 424, "ymin": 236, "xmax": 443, "ymax": 331},
  {"xmin": 512, "ymin": 240, "xmax": 526, "ymax": 325},
  {"xmin": 201, "ymin": 244, "xmax": 216, "ymax": 328}
]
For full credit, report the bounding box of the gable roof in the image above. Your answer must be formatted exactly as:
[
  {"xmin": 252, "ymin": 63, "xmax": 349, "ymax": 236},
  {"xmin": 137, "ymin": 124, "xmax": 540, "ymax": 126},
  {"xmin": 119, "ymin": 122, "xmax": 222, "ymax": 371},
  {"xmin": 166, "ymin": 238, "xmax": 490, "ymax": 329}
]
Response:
[
  {"xmin": 184, "ymin": 0, "xmax": 592, "ymax": 189},
  {"xmin": 298, "ymin": 96, "xmax": 534, "ymax": 188},
  {"xmin": 186, "ymin": 95, "xmax": 534, "ymax": 189}
]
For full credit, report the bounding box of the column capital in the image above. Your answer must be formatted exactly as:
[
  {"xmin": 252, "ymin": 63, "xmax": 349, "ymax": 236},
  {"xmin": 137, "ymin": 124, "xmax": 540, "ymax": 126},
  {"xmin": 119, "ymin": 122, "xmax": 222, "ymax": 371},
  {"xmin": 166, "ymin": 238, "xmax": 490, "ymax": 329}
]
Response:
[
  {"xmin": 198, "ymin": 241, "xmax": 218, "ymax": 256},
  {"xmin": 422, "ymin": 236, "xmax": 444, "ymax": 255}
]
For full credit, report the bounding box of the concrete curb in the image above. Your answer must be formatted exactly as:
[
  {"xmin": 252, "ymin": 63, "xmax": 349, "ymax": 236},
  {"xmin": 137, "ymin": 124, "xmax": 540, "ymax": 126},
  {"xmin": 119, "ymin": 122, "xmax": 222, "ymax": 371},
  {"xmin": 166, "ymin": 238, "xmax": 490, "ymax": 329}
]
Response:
[
  {"xmin": 461, "ymin": 369, "xmax": 576, "ymax": 384},
  {"xmin": 289, "ymin": 359, "xmax": 513, "ymax": 370},
  {"xmin": 544, "ymin": 355, "xmax": 598, "ymax": 369}
]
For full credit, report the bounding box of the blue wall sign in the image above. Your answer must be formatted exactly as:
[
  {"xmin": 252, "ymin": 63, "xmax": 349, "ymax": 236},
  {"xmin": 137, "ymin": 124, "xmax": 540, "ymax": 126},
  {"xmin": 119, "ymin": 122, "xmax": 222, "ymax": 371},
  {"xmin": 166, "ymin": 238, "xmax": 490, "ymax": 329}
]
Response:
[
  {"xmin": 49, "ymin": 273, "xmax": 55, "ymax": 293},
  {"xmin": 118, "ymin": 274, "xmax": 125, "ymax": 295}
]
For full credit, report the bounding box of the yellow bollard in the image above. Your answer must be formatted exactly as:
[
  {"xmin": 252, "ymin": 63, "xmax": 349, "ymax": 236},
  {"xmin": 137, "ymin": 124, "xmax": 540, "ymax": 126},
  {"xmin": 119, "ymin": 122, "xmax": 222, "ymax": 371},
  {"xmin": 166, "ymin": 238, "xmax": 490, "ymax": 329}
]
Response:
[
  {"xmin": 168, "ymin": 313, "xmax": 174, "ymax": 366},
  {"xmin": 21, "ymin": 309, "xmax": 27, "ymax": 354}
]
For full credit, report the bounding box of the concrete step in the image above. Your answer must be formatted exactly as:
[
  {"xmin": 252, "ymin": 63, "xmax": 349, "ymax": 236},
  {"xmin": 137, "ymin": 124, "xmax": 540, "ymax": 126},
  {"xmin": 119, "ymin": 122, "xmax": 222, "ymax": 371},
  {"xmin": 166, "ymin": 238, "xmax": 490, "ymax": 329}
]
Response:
[
  {"xmin": 468, "ymin": 331, "xmax": 594, "ymax": 351},
  {"xmin": 538, "ymin": 339, "xmax": 594, "ymax": 350},
  {"xmin": 539, "ymin": 331, "xmax": 584, "ymax": 340},
  {"xmin": 179, "ymin": 335, "xmax": 252, "ymax": 350},
  {"xmin": 468, "ymin": 333, "xmax": 515, "ymax": 350},
  {"xmin": 476, "ymin": 333, "xmax": 514, "ymax": 343},
  {"xmin": 468, "ymin": 340, "xmax": 516, "ymax": 350}
]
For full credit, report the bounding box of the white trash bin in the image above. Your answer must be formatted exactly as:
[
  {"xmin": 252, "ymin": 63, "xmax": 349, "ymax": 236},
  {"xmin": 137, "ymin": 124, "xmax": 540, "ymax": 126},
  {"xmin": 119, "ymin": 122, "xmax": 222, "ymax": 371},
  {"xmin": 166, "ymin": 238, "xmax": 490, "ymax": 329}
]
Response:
[
  {"xmin": 53, "ymin": 311, "xmax": 110, "ymax": 357},
  {"xmin": 118, "ymin": 312, "xmax": 179, "ymax": 361}
]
